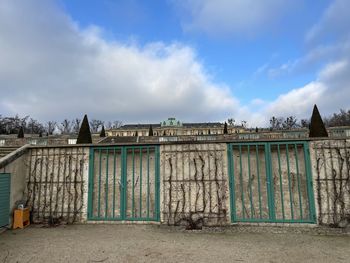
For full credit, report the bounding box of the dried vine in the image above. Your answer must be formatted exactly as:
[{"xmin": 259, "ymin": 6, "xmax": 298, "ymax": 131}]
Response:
[
  {"xmin": 165, "ymin": 145, "xmax": 228, "ymax": 228},
  {"xmin": 25, "ymin": 148, "xmax": 87, "ymax": 225},
  {"xmin": 314, "ymin": 140, "xmax": 350, "ymax": 227}
]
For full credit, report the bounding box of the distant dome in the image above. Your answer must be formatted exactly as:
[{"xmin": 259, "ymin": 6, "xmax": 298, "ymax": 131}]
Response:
[{"xmin": 161, "ymin": 117, "xmax": 182, "ymax": 127}]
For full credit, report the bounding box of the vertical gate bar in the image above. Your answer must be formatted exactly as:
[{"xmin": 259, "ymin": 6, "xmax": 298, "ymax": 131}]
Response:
[
  {"xmin": 105, "ymin": 150, "xmax": 109, "ymax": 218},
  {"xmin": 277, "ymin": 144, "xmax": 285, "ymax": 220},
  {"xmin": 263, "ymin": 144, "xmax": 271, "ymax": 220},
  {"xmin": 147, "ymin": 147, "xmax": 150, "ymax": 219},
  {"xmin": 132, "ymin": 148, "xmax": 135, "ymax": 218},
  {"xmin": 87, "ymin": 148, "xmax": 94, "ymax": 219},
  {"xmin": 227, "ymin": 144, "xmax": 236, "ymax": 222},
  {"xmin": 113, "ymin": 149, "xmax": 116, "ymax": 218},
  {"xmin": 55, "ymin": 148, "xmax": 61, "ymax": 218},
  {"xmin": 256, "ymin": 144, "xmax": 263, "ymax": 219},
  {"xmin": 121, "ymin": 147, "xmax": 127, "ymax": 219},
  {"xmin": 98, "ymin": 149, "xmax": 102, "ymax": 218},
  {"xmin": 266, "ymin": 143, "xmax": 275, "ymax": 220},
  {"xmin": 294, "ymin": 144, "xmax": 303, "ymax": 220},
  {"xmin": 139, "ymin": 147, "xmax": 143, "ymax": 218},
  {"xmin": 238, "ymin": 145, "xmax": 245, "ymax": 219},
  {"xmin": 155, "ymin": 146, "xmax": 160, "ymax": 221},
  {"xmin": 60, "ymin": 148, "xmax": 66, "ymax": 219},
  {"xmin": 247, "ymin": 145, "xmax": 254, "ymax": 218},
  {"xmin": 303, "ymin": 143, "xmax": 316, "ymax": 222},
  {"xmin": 286, "ymin": 144, "xmax": 294, "ymax": 220}
]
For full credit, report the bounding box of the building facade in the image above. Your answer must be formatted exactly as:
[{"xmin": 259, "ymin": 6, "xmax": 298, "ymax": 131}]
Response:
[{"xmin": 106, "ymin": 117, "xmax": 245, "ymax": 137}]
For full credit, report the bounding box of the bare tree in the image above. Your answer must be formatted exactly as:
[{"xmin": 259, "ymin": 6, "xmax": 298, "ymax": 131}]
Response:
[
  {"xmin": 269, "ymin": 116, "xmax": 283, "ymax": 130},
  {"xmin": 45, "ymin": 121, "xmax": 57, "ymax": 135},
  {"xmin": 282, "ymin": 116, "xmax": 299, "ymax": 129},
  {"xmin": 59, "ymin": 119, "xmax": 72, "ymax": 134},
  {"xmin": 300, "ymin": 119, "xmax": 310, "ymax": 128},
  {"xmin": 325, "ymin": 109, "xmax": 350, "ymax": 127},
  {"xmin": 112, "ymin": 120, "xmax": 123, "ymax": 129},
  {"xmin": 72, "ymin": 118, "xmax": 81, "ymax": 134},
  {"xmin": 241, "ymin": 120, "xmax": 247, "ymax": 128},
  {"xmin": 89, "ymin": 119, "xmax": 104, "ymax": 133},
  {"xmin": 27, "ymin": 118, "xmax": 45, "ymax": 134},
  {"xmin": 0, "ymin": 115, "xmax": 29, "ymax": 134}
]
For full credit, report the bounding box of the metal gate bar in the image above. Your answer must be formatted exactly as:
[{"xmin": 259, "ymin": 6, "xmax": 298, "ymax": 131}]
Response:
[
  {"xmin": 228, "ymin": 141, "xmax": 316, "ymax": 223},
  {"xmin": 88, "ymin": 146, "xmax": 160, "ymax": 221}
]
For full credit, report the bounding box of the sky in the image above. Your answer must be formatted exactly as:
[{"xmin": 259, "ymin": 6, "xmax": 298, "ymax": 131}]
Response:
[{"xmin": 0, "ymin": 0, "xmax": 349, "ymax": 127}]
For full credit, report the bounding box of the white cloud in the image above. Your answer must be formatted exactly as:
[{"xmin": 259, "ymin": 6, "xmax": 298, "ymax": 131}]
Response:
[
  {"xmin": 0, "ymin": 0, "xmax": 241, "ymax": 123},
  {"xmin": 0, "ymin": 0, "xmax": 348, "ymax": 128},
  {"xmin": 250, "ymin": 0, "xmax": 350, "ymax": 123},
  {"xmin": 306, "ymin": 0, "xmax": 350, "ymax": 43},
  {"xmin": 262, "ymin": 58, "xmax": 350, "ymax": 121},
  {"xmin": 173, "ymin": 0, "xmax": 298, "ymax": 36}
]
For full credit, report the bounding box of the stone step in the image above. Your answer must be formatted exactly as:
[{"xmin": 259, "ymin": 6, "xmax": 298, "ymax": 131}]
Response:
[{"xmin": 0, "ymin": 147, "xmax": 20, "ymax": 158}]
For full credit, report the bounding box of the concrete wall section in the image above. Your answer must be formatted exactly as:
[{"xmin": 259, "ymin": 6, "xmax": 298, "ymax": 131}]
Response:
[
  {"xmin": 25, "ymin": 147, "xmax": 89, "ymax": 224},
  {"xmin": 310, "ymin": 139, "xmax": 350, "ymax": 227},
  {"xmin": 160, "ymin": 143, "xmax": 230, "ymax": 227}
]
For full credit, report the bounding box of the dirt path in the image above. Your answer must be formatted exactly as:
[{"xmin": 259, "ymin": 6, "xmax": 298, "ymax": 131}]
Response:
[{"xmin": 0, "ymin": 225, "xmax": 349, "ymax": 262}]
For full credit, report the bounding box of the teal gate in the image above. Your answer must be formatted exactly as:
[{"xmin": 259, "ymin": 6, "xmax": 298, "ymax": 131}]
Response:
[
  {"xmin": 228, "ymin": 142, "xmax": 316, "ymax": 223},
  {"xmin": 88, "ymin": 146, "xmax": 160, "ymax": 221},
  {"xmin": 0, "ymin": 173, "xmax": 11, "ymax": 227}
]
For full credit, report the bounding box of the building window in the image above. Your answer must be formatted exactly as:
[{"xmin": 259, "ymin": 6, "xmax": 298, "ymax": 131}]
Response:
[{"xmin": 68, "ymin": 139, "xmax": 77, "ymax": 144}]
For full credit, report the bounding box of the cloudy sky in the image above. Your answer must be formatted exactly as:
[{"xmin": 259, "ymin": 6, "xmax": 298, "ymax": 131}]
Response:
[{"xmin": 0, "ymin": 0, "xmax": 349, "ymax": 126}]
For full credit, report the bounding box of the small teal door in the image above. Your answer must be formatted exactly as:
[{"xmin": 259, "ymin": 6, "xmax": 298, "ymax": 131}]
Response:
[{"xmin": 0, "ymin": 173, "xmax": 11, "ymax": 227}]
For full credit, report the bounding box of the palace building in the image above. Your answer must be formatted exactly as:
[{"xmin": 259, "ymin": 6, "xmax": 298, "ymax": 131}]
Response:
[{"xmin": 106, "ymin": 117, "xmax": 245, "ymax": 137}]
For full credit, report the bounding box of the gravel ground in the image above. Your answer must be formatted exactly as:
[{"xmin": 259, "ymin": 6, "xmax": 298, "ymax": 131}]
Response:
[{"xmin": 0, "ymin": 224, "xmax": 349, "ymax": 263}]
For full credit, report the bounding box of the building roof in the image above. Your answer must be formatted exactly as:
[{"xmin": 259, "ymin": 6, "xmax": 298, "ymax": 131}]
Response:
[
  {"xmin": 115, "ymin": 122, "xmax": 226, "ymax": 130},
  {"xmin": 182, "ymin": 122, "xmax": 222, "ymax": 128},
  {"xmin": 117, "ymin": 124, "xmax": 161, "ymax": 130}
]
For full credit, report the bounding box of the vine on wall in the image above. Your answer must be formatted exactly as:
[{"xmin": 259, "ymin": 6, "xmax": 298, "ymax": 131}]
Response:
[
  {"xmin": 314, "ymin": 140, "xmax": 350, "ymax": 227},
  {"xmin": 25, "ymin": 148, "xmax": 87, "ymax": 225},
  {"xmin": 163, "ymin": 145, "xmax": 228, "ymax": 229}
]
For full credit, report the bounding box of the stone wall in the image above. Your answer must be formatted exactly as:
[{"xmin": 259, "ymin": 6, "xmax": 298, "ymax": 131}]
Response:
[
  {"xmin": 160, "ymin": 143, "xmax": 230, "ymax": 227},
  {"xmin": 310, "ymin": 139, "xmax": 350, "ymax": 227},
  {"xmin": 25, "ymin": 147, "xmax": 89, "ymax": 224},
  {"xmin": 1, "ymin": 139, "xmax": 348, "ymax": 228}
]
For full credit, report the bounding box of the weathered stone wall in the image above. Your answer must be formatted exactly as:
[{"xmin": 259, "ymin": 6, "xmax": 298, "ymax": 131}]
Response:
[
  {"xmin": 1, "ymin": 139, "xmax": 345, "ymax": 229},
  {"xmin": 310, "ymin": 139, "xmax": 350, "ymax": 227},
  {"xmin": 25, "ymin": 147, "xmax": 89, "ymax": 224},
  {"xmin": 160, "ymin": 143, "xmax": 230, "ymax": 227}
]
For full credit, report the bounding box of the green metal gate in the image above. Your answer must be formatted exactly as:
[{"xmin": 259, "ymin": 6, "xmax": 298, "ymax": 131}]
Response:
[
  {"xmin": 228, "ymin": 142, "xmax": 316, "ymax": 223},
  {"xmin": 0, "ymin": 173, "xmax": 11, "ymax": 227},
  {"xmin": 88, "ymin": 146, "xmax": 160, "ymax": 221}
]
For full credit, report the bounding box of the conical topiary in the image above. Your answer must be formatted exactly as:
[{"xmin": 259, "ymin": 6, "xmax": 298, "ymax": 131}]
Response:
[
  {"xmin": 77, "ymin": 115, "xmax": 92, "ymax": 144},
  {"xmin": 309, "ymin": 105, "xmax": 328, "ymax": 137},
  {"xmin": 148, "ymin": 125, "xmax": 153, "ymax": 136},
  {"xmin": 100, "ymin": 125, "xmax": 106, "ymax": 137},
  {"xmin": 17, "ymin": 126, "xmax": 24, "ymax": 138},
  {"xmin": 223, "ymin": 122, "xmax": 228, "ymax": 134}
]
